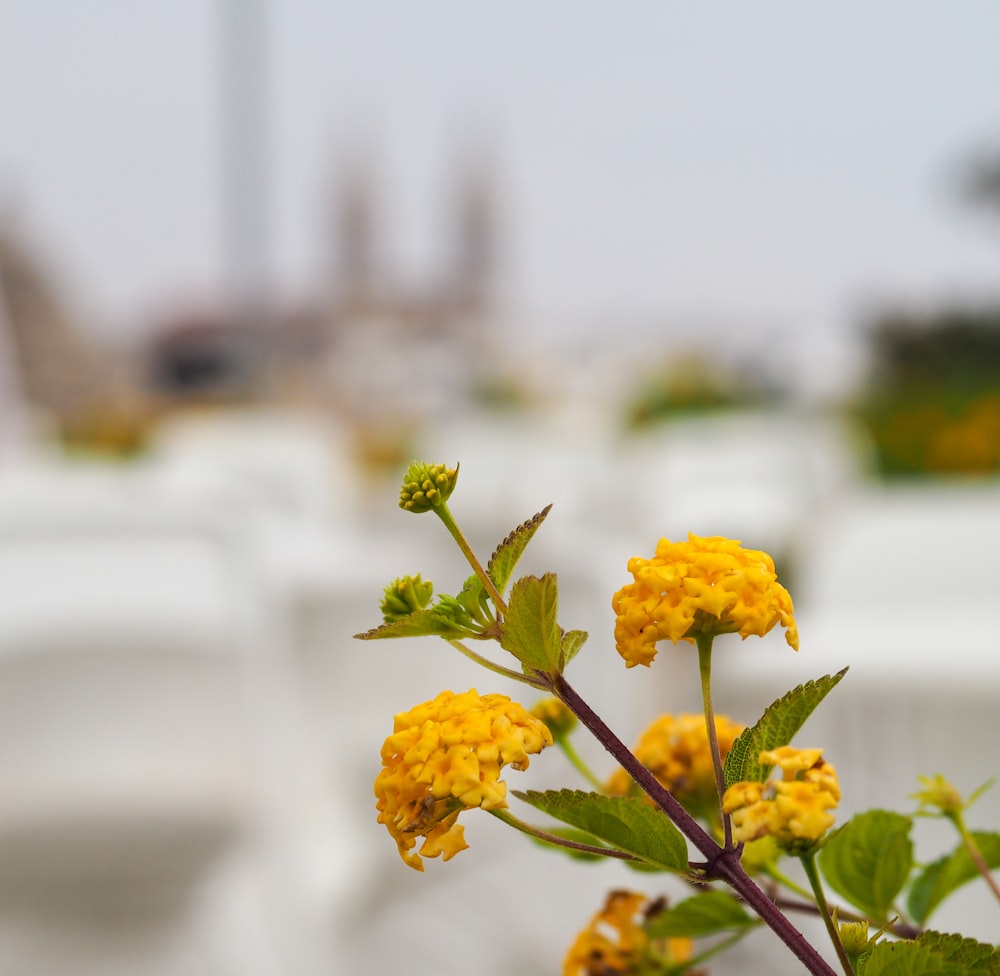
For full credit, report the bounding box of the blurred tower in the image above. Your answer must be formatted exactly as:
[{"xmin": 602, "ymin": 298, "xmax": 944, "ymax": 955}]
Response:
[
  {"xmin": 333, "ymin": 152, "xmax": 379, "ymax": 313},
  {"xmin": 450, "ymin": 155, "xmax": 496, "ymax": 317}
]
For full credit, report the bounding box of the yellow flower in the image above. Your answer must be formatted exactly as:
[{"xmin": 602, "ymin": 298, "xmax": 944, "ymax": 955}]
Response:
[
  {"xmin": 612, "ymin": 534, "xmax": 798, "ymax": 668},
  {"xmin": 606, "ymin": 713, "xmax": 745, "ymax": 820},
  {"xmin": 723, "ymin": 746, "xmax": 839, "ymax": 850},
  {"xmin": 563, "ymin": 890, "xmax": 693, "ymax": 976},
  {"xmin": 374, "ymin": 689, "xmax": 552, "ymax": 870}
]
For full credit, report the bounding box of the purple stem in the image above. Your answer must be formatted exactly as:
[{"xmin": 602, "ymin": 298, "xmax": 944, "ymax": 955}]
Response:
[{"xmin": 554, "ymin": 674, "xmax": 838, "ymax": 976}]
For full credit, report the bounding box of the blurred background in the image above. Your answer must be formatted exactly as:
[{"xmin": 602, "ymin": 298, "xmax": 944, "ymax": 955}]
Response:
[{"xmin": 1, "ymin": 3, "xmax": 1000, "ymax": 973}]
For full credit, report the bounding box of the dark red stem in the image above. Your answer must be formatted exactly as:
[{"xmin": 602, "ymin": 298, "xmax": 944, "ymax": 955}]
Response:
[{"xmin": 554, "ymin": 675, "xmax": 838, "ymax": 976}]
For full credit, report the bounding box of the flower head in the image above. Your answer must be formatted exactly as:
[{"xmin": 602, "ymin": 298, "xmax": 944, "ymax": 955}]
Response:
[
  {"xmin": 374, "ymin": 689, "xmax": 552, "ymax": 870},
  {"xmin": 723, "ymin": 746, "xmax": 839, "ymax": 851},
  {"xmin": 606, "ymin": 713, "xmax": 745, "ymax": 820},
  {"xmin": 563, "ymin": 890, "xmax": 693, "ymax": 976},
  {"xmin": 612, "ymin": 534, "xmax": 798, "ymax": 667},
  {"xmin": 398, "ymin": 460, "xmax": 459, "ymax": 513},
  {"xmin": 380, "ymin": 574, "xmax": 434, "ymax": 621}
]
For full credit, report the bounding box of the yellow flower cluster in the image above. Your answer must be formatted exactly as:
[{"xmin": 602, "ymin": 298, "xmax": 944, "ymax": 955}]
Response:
[
  {"xmin": 398, "ymin": 461, "xmax": 459, "ymax": 513},
  {"xmin": 606, "ymin": 713, "xmax": 745, "ymax": 819},
  {"xmin": 723, "ymin": 746, "xmax": 840, "ymax": 849},
  {"xmin": 563, "ymin": 890, "xmax": 692, "ymax": 976},
  {"xmin": 612, "ymin": 534, "xmax": 799, "ymax": 668},
  {"xmin": 374, "ymin": 689, "xmax": 552, "ymax": 870}
]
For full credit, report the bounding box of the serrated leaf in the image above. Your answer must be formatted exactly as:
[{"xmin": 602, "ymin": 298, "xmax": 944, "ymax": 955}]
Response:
[
  {"xmin": 819, "ymin": 810, "xmax": 913, "ymax": 922},
  {"xmin": 907, "ymin": 831, "xmax": 1000, "ymax": 925},
  {"xmin": 862, "ymin": 939, "xmax": 969, "ymax": 976},
  {"xmin": 645, "ymin": 890, "xmax": 756, "ymax": 939},
  {"xmin": 354, "ymin": 608, "xmax": 471, "ymax": 641},
  {"xmin": 914, "ymin": 932, "xmax": 1000, "ymax": 975},
  {"xmin": 724, "ymin": 668, "xmax": 848, "ymax": 787},
  {"xmin": 514, "ymin": 789, "xmax": 688, "ymax": 871},
  {"xmin": 500, "ymin": 574, "xmax": 562, "ymax": 673},
  {"xmin": 559, "ymin": 629, "xmax": 588, "ymax": 670},
  {"xmin": 487, "ymin": 505, "xmax": 553, "ymax": 596}
]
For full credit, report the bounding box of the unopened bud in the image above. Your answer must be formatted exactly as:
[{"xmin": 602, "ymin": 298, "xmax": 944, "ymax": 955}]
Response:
[{"xmin": 399, "ymin": 461, "xmax": 459, "ymax": 513}]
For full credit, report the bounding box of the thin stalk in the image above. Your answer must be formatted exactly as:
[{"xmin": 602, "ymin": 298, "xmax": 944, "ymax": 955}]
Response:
[
  {"xmin": 489, "ymin": 808, "xmax": 642, "ymax": 862},
  {"xmin": 696, "ymin": 632, "xmax": 732, "ymax": 849},
  {"xmin": 951, "ymin": 810, "xmax": 1000, "ymax": 907},
  {"xmin": 556, "ymin": 738, "xmax": 606, "ymax": 792},
  {"xmin": 447, "ymin": 639, "xmax": 549, "ymax": 690},
  {"xmin": 555, "ymin": 674, "xmax": 838, "ymax": 976},
  {"xmin": 435, "ymin": 504, "xmax": 508, "ymax": 614},
  {"xmin": 800, "ymin": 850, "xmax": 854, "ymax": 976}
]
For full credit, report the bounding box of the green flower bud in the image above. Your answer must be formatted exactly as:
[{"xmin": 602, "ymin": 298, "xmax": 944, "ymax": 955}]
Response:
[
  {"xmin": 838, "ymin": 921, "xmax": 871, "ymax": 955},
  {"xmin": 912, "ymin": 773, "xmax": 964, "ymax": 816},
  {"xmin": 530, "ymin": 697, "xmax": 577, "ymax": 741},
  {"xmin": 399, "ymin": 461, "xmax": 459, "ymax": 513},
  {"xmin": 381, "ymin": 575, "xmax": 434, "ymax": 622}
]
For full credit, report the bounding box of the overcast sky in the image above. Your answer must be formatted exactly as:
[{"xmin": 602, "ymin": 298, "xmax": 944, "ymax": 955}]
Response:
[{"xmin": 2, "ymin": 2, "xmax": 1000, "ymax": 352}]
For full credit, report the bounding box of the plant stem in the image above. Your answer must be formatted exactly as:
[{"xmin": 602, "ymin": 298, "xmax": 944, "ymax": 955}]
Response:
[
  {"xmin": 557, "ymin": 738, "xmax": 606, "ymax": 792},
  {"xmin": 447, "ymin": 639, "xmax": 549, "ymax": 689},
  {"xmin": 952, "ymin": 810, "xmax": 1000, "ymax": 907},
  {"xmin": 696, "ymin": 632, "xmax": 732, "ymax": 848},
  {"xmin": 800, "ymin": 851, "xmax": 854, "ymax": 976},
  {"xmin": 435, "ymin": 503, "xmax": 508, "ymax": 614},
  {"xmin": 489, "ymin": 808, "xmax": 641, "ymax": 862},
  {"xmin": 554, "ymin": 674, "xmax": 838, "ymax": 976}
]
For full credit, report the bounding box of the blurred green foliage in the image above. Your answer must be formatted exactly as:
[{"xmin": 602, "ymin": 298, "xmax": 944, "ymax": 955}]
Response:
[{"xmin": 854, "ymin": 309, "xmax": 1000, "ymax": 478}]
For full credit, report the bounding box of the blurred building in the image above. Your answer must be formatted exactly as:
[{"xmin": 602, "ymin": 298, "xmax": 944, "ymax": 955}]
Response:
[{"xmin": 148, "ymin": 148, "xmax": 500, "ymax": 427}]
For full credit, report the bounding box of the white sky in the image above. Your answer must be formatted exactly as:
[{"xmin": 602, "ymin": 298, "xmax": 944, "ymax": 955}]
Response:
[{"xmin": 2, "ymin": 2, "xmax": 1000, "ymax": 353}]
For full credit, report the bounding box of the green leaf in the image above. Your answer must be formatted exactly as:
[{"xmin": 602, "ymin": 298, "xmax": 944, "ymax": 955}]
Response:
[
  {"xmin": 819, "ymin": 810, "xmax": 913, "ymax": 922},
  {"xmin": 487, "ymin": 505, "xmax": 552, "ymax": 596},
  {"xmin": 456, "ymin": 573, "xmax": 491, "ymax": 623},
  {"xmin": 500, "ymin": 574, "xmax": 562, "ymax": 673},
  {"xmin": 914, "ymin": 932, "xmax": 1000, "ymax": 975},
  {"xmin": 907, "ymin": 831, "xmax": 1000, "ymax": 925},
  {"xmin": 354, "ymin": 607, "xmax": 473, "ymax": 641},
  {"xmin": 514, "ymin": 789, "xmax": 688, "ymax": 872},
  {"xmin": 862, "ymin": 939, "xmax": 974, "ymax": 976},
  {"xmin": 644, "ymin": 890, "xmax": 756, "ymax": 939},
  {"xmin": 559, "ymin": 629, "xmax": 588, "ymax": 670},
  {"xmin": 724, "ymin": 668, "xmax": 848, "ymax": 788}
]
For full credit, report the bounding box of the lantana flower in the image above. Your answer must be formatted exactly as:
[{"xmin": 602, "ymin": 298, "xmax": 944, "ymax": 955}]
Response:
[
  {"xmin": 374, "ymin": 689, "xmax": 552, "ymax": 870},
  {"xmin": 563, "ymin": 890, "xmax": 693, "ymax": 976},
  {"xmin": 606, "ymin": 713, "xmax": 745, "ymax": 820},
  {"xmin": 612, "ymin": 534, "xmax": 798, "ymax": 668},
  {"xmin": 723, "ymin": 746, "xmax": 840, "ymax": 850}
]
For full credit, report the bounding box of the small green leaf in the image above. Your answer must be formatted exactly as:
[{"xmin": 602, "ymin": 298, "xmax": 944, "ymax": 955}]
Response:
[
  {"xmin": 644, "ymin": 890, "xmax": 756, "ymax": 939},
  {"xmin": 819, "ymin": 810, "xmax": 913, "ymax": 922},
  {"xmin": 487, "ymin": 505, "xmax": 553, "ymax": 596},
  {"xmin": 907, "ymin": 831, "xmax": 1000, "ymax": 925},
  {"xmin": 500, "ymin": 574, "xmax": 562, "ymax": 673},
  {"xmin": 559, "ymin": 629, "xmax": 588, "ymax": 670},
  {"xmin": 724, "ymin": 668, "xmax": 848, "ymax": 787},
  {"xmin": 514, "ymin": 789, "xmax": 688, "ymax": 871},
  {"xmin": 456, "ymin": 573, "xmax": 491, "ymax": 624},
  {"xmin": 354, "ymin": 608, "xmax": 474, "ymax": 641},
  {"xmin": 914, "ymin": 932, "xmax": 1000, "ymax": 975},
  {"xmin": 862, "ymin": 939, "xmax": 973, "ymax": 976}
]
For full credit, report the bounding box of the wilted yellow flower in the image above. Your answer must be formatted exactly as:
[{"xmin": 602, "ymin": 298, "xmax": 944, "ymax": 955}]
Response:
[
  {"xmin": 563, "ymin": 890, "xmax": 693, "ymax": 976},
  {"xmin": 374, "ymin": 689, "xmax": 552, "ymax": 870},
  {"xmin": 723, "ymin": 746, "xmax": 839, "ymax": 850},
  {"xmin": 612, "ymin": 534, "xmax": 798, "ymax": 668},
  {"xmin": 606, "ymin": 713, "xmax": 745, "ymax": 819}
]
